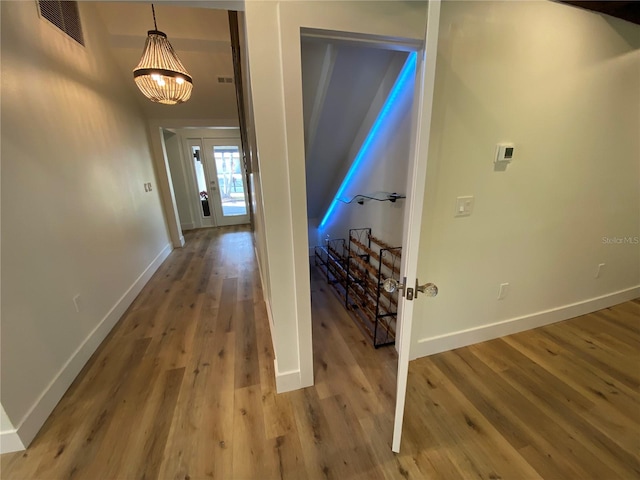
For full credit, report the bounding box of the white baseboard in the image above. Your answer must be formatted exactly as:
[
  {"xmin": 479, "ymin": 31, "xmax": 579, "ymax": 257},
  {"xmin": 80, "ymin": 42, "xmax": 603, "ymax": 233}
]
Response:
[
  {"xmin": 181, "ymin": 223, "xmax": 194, "ymax": 232},
  {"xmin": 410, "ymin": 286, "xmax": 640, "ymax": 361},
  {"xmin": 179, "ymin": 235, "xmax": 186, "ymax": 247},
  {"xmin": 9, "ymin": 243, "xmax": 173, "ymax": 451},
  {"xmin": 0, "ymin": 430, "xmax": 25, "ymax": 454},
  {"xmin": 274, "ymin": 359, "xmax": 302, "ymax": 393}
]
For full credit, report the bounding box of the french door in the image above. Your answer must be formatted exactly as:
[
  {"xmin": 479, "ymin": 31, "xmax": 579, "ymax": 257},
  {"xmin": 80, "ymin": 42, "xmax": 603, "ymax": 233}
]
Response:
[
  {"xmin": 186, "ymin": 137, "xmax": 250, "ymax": 228},
  {"xmin": 202, "ymin": 139, "xmax": 250, "ymax": 227},
  {"xmin": 187, "ymin": 138, "xmax": 249, "ymax": 227}
]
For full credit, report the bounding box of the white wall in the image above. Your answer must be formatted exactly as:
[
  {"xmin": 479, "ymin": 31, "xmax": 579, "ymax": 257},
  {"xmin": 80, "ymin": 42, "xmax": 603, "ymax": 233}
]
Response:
[
  {"xmin": 244, "ymin": 0, "xmax": 427, "ymax": 392},
  {"xmin": 164, "ymin": 130, "xmax": 195, "ymax": 231},
  {"xmin": 317, "ymin": 58, "xmax": 415, "ymax": 249},
  {"xmin": 0, "ymin": 1, "xmax": 172, "ymax": 449},
  {"xmin": 410, "ymin": 1, "xmax": 640, "ymax": 358},
  {"xmin": 238, "ymin": 11, "xmax": 272, "ymax": 314}
]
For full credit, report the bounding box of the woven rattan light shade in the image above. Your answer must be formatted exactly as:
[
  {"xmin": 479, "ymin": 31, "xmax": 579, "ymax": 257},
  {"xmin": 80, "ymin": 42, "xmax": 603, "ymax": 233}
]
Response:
[{"xmin": 133, "ymin": 30, "xmax": 193, "ymax": 105}]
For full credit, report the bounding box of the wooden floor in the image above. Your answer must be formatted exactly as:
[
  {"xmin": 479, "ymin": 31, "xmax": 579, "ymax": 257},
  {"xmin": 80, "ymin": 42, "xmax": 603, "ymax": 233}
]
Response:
[{"xmin": 2, "ymin": 226, "xmax": 639, "ymax": 479}]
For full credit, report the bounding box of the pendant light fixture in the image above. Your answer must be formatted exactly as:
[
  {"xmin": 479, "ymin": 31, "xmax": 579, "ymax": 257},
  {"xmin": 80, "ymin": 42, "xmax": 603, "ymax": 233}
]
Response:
[{"xmin": 133, "ymin": 4, "xmax": 192, "ymax": 105}]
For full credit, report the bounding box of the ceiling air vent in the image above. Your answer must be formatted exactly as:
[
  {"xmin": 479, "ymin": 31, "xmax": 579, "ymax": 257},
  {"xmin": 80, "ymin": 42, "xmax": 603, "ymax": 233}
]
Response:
[
  {"xmin": 38, "ymin": 1, "xmax": 84, "ymax": 46},
  {"xmin": 217, "ymin": 76, "xmax": 234, "ymax": 84}
]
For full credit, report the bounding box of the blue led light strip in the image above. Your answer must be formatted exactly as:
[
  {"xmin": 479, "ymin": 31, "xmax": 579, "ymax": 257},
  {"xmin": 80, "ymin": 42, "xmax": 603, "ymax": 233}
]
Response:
[{"xmin": 319, "ymin": 52, "xmax": 417, "ymax": 229}]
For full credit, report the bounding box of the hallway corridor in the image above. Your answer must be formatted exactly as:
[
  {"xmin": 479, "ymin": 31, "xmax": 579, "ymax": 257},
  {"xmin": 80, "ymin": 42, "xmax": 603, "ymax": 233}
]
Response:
[
  {"xmin": 2, "ymin": 227, "xmax": 638, "ymax": 479},
  {"xmin": 0, "ymin": 227, "xmax": 399, "ymax": 479}
]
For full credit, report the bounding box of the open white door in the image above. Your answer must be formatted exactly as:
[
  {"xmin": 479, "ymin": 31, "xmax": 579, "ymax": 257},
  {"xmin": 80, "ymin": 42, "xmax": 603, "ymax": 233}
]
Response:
[{"xmin": 392, "ymin": 0, "xmax": 442, "ymax": 453}]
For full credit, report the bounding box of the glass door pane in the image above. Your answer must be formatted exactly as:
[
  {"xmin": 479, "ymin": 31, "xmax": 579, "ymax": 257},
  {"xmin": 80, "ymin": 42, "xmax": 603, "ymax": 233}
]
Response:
[
  {"xmin": 213, "ymin": 146, "xmax": 247, "ymax": 217},
  {"xmin": 191, "ymin": 145, "xmax": 211, "ymax": 217},
  {"xmin": 202, "ymin": 139, "xmax": 250, "ymax": 227}
]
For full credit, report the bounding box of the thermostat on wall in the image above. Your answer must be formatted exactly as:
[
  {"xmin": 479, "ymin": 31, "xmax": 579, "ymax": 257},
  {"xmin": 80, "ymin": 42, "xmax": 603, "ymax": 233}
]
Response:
[{"xmin": 495, "ymin": 143, "xmax": 515, "ymax": 164}]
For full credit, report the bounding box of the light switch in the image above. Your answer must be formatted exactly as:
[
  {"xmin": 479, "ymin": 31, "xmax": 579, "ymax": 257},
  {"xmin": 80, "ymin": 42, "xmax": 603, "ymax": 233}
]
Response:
[{"xmin": 455, "ymin": 196, "xmax": 474, "ymax": 217}]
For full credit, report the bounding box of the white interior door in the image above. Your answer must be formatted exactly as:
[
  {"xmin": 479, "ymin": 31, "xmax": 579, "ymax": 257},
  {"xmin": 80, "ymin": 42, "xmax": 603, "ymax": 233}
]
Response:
[
  {"xmin": 202, "ymin": 139, "xmax": 251, "ymax": 227},
  {"xmin": 392, "ymin": 0, "xmax": 442, "ymax": 453}
]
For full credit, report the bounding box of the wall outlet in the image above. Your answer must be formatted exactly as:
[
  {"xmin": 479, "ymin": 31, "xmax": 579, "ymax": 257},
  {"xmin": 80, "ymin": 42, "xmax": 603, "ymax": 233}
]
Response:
[
  {"xmin": 72, "ymin": 294, "xmax": 82, "ymax": 313},
  {"xmin": 595, "ymin": 263, "xmax": 605, "ymax": 279},
  {"xmin": 497, "ymin": 283, "xmax": 509, "ymax": 300}
]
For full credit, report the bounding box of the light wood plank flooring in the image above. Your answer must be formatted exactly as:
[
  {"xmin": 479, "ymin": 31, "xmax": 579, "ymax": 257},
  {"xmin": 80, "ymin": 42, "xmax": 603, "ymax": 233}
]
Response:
[{"xmin": 2, "ymin": 226, "xmax": 638, "ymax": 479}]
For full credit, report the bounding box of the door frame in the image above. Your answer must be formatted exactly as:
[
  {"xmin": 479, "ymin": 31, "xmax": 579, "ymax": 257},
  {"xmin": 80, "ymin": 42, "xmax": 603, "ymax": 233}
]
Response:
[
  {"xmin": 392, "ymin": 0, "xmax": 441, "ymax": 453},
  {"xmin": 148, "ymin": 119, "xmax": 239, "ymax": 248}
]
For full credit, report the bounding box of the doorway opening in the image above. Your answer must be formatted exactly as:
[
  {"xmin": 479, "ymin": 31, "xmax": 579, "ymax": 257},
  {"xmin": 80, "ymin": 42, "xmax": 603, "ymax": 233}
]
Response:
[
  {"xmin": 162, "ymin": 127, "xmax": 251, "ymax": 233},
  {"xmin": 301, "ymin": 30, "xmax": 420, "ymax": 415},
  {"xmin": 302, "ymin": 37, "xmax": 417, "ymax": 341}
]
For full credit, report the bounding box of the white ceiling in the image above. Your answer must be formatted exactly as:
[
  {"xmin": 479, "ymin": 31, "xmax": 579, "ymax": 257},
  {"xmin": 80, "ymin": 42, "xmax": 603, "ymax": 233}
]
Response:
[{"xmin": 94, "ymin": 2, "xmax": 238, "ymax": 121}]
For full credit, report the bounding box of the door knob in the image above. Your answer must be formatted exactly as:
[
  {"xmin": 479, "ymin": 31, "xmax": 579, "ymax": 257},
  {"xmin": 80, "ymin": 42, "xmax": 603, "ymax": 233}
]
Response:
[
  {"xmin": 416, "ymin": 281, "xmax": 438, "ymax": 298},
  {"xmin": 382, "ymin": 277, "xmax": 406, "ymax": 296},
  {"xmin": 382, "ymin": 277, "xmax": 438, "ymax": 301}
]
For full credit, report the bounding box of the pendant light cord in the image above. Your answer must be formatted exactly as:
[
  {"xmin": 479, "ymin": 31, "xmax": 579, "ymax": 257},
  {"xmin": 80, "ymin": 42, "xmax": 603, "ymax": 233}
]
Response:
[{"xmin": 151, "ymin": 4, "xmax": 158, "ymax": 30}]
